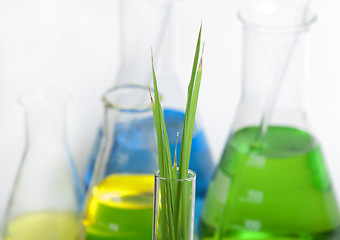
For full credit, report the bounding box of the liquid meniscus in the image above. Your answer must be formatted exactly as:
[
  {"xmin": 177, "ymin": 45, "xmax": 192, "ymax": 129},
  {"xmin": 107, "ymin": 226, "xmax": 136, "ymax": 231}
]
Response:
[
  {"xmin": 199, "ymin": 126, "xmax": 340, "ymax": 240},
  {"xmin": 4, "ymin": 211, "xmax": 79, "ymax": 240},
  {"xmin": 82, "ymin": 174, "xmax": 154, "ymax": 240}
]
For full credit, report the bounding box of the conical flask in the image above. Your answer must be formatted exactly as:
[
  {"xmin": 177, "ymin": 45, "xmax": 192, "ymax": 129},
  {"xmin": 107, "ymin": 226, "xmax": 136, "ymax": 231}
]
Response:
[
  {"xmin": 83, "ymin": 0, "xmax": 215, "ymax": 230},
  {"xmin": 81, "ymin": 85, "xmax": 158, "ymax": 239},
  {"xmin": 199, "ymin": 2, "xmax": 340, "ymax": 239},
  {"xmin": 83, "ymin": 0, "xmax": 172, "ymax": 189},
  {"xmin": 3, "ymin": 88, "xmax": 83, "ymax": 240}
]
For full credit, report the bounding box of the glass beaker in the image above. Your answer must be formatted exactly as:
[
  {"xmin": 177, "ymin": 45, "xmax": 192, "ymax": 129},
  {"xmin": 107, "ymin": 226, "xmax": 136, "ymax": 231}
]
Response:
[
  {"xmin": 81, "ymin": 85, "xmax": 158, "ymax": 240},
  {"xmin": 199, "ymin": 2, "xmax": 340, "ymax": 240},
  {"xmin": 83, "ymin": 0, "xmax": 215, "ymax": 229},
  {"xmin": 3, "ymin": 88, "xmax": 83, "ymax": 240}
]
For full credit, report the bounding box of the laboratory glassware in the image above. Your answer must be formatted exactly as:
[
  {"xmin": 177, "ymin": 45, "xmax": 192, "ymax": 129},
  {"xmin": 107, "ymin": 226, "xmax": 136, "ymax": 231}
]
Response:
[
  {"xmin": 3, "ymin": 88, "xmax": 83, "ymax": 240},
  {"xmin": 84, "ymin": 0, "xmax": 174, "ymax": 191},
  {"xmin": 81, "ymin": 85, "xmax": 158, "ymax": 240},
  {"xmin": 199, "ymin": 1, "xmax": 340, "ymax": 240},
  {"xmin": 153, "ymin": 169, "xmax": 196, "ymax": 240},
  {"xmin": 83, "ymin": 0, "xmax": 215, "ymax": 229}
]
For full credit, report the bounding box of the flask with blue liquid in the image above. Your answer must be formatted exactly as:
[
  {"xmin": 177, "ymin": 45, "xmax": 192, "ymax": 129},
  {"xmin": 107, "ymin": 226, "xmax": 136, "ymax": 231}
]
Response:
[{"xmin": 83, "ymin": 0, "xmax": 215, "ymax": 231}]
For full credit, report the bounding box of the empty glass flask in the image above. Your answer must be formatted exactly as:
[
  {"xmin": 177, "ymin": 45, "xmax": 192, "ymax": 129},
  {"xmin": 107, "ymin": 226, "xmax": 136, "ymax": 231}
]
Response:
[
  {"xmin": 3, "ymin": 88, "xmax": 83, "ymax": 240},
  {"xmin": 199, "ymin": 1, "xmax": 340, "ymax": 240},
  {"xmin": 81, "ymin": 85, "xmax": 158, "ymax": 240},
  {"xmin": 83, "ymin": 0, "xmax": 215, "ymax": 230}
]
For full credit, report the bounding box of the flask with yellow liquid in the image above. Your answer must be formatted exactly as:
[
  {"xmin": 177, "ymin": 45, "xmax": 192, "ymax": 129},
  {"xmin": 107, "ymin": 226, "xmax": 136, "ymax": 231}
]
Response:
[
  {"xmin": 81, "ymin": 85, "xmax": 158, "ymax": 240},
  {"xmin": 3, "ymin": 88, "xmax": 84, "ymax": 240}
]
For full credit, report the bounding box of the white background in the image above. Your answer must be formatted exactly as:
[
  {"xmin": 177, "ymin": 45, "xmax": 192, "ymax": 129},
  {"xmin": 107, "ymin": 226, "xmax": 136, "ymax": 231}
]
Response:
[{"xmin": 0, "ymin": 0, "xmax": 340, "ymax": 228}]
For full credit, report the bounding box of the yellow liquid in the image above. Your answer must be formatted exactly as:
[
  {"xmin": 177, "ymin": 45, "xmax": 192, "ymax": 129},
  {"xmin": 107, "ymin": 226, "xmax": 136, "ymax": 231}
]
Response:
[
  {"xmin": 5, "ymin": 211, "xmax": 79, "ymax": 240},
  {"xmin": 82, "ymin": 174, "xmax": 154, "ymax": 240}
]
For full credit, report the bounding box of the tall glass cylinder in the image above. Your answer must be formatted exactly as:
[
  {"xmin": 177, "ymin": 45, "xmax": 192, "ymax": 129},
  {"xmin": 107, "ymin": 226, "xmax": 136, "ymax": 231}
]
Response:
[
  {"xmin": 3, "ymin": 88, "xmax": 83, "ymax": 240},
  {"xmin": 153, "ymin": 169, "xmax": 196, "ymax": 240},
  {"xmin": 81, "ymin": 85, "xmax": 158, "ymax": 239},
  {"xmin": 199, "ymin": 1, "xmax": 340, "ymax": 239}
]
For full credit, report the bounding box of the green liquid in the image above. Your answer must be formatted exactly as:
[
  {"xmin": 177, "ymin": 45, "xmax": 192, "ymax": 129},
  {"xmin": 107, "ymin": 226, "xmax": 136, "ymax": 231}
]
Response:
[
  {"xmin": 199, "ymin": 126, "xmax": 340, "ymax": 240},
  {"xmin": 82, "ymin": 174, "xmax": 153, "ymax": 240}
]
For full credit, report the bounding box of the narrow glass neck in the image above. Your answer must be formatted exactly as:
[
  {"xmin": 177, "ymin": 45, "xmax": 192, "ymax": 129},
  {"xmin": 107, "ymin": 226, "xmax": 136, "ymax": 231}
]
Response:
[
  {"xmin": 235, "ymin": 25, "xmax": 312, "ymax": 131},
  {"xmin": 116, "ymin": 0, "xmax": 171, "ymax": 85},
  {"xmin": 89, "ymin": 85, "xmax": 157, "ymax": 187},
  {"xmin": 242, "ymin": 27, "xmax": 308, "ymax": 106},
  {"xmin": 115, "ymin": 0, "xmax": 184, "ymax": 93},
  {"xmin": 26, "ymin": 110, "xmax": 66, "ymax": 146}
]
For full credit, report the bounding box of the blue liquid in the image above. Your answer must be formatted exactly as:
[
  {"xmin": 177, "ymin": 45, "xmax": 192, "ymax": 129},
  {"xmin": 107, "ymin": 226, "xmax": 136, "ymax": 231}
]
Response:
[
  {"xmin": 164, "ymin": 110, "xmax": 215, "ymax": 231},
  {"xmin": 84, "ymin": 109, "xmax": 215, "ymax": 230},
  {"xmin": 83, "ymin": 114, "xmax": 157, "ymax": 183}
]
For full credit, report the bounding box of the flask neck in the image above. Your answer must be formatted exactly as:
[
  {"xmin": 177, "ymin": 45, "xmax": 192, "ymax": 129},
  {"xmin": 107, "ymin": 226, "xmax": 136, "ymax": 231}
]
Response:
[
  {"xmin": 19, "ymin": 88, "xmax": 71, "ymax": 151},
  {"xmin": 234, "ymin": 6, "xmax": 316, "ymax": 132},
  {"xmin": 89, "ymin": 85, "xmax": 158, "ymax": 187},
  {"xmin": 25, "ymin": 110, "xmax": 66, "ymax": 148},
  {"xmin": 115, "ymin": 0, "xmax": 173, "ymax": 85},
  {"xmin": 242, "ymin": 29, "xmax": 307, "ymax": 106},
  {"xmin": 115, "ymin": 0, "xmax": 185, "ymax": 111}
]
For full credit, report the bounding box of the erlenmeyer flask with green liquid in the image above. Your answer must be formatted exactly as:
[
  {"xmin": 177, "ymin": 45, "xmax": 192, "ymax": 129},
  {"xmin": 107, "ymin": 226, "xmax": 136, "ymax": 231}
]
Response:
[{"xmin": 199, "ymin": 1, "xmax": 340, "ymax": 239}]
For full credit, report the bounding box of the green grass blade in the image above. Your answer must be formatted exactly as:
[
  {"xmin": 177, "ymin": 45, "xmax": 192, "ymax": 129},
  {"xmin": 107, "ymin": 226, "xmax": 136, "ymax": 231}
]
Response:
[
  {"xmin": 160, "ymin": 111, "xmax": 174, "ymax": 179},
  {"xmin": 179, "ymin": 24, "xmax": 202, "ymax": 180},
  {"xmin": 181, "ymin": 181, "xmax": 189, "ymax": 240},
  {"xmin": 150, "ymin": 25, "xmax": 203, "ymax": 239},
  {"xmin": 150, "ymin": 93, "xmax": 165, "ymax": 177},
  {"xmin": 177, "ymin": 50, "xmax": 203, "ymax": 239},
  {"xmin": 151, "ymin": 53, "xmax": 172, "ymax": 179},
  {"xmin": 187, "ymin": 24, "xmax": 202, "ymax": 109},
  {"xmin": 172, "ymin": 132, "xmax": 179, "ymax": 171},
  {"xmin": 151, "ymin": 52, "xmax": 179, "ymax": 238},
  {"xmin": 171, "ymin": 132, "xmax": 179, "ymax": 233},
  {"xmin": 183, "ymin": 56, "xmax": 203, "ymax": 169},
  {"xmin": 160, "ymin": 196, "xmax": 170, "ymax": 239},
  {"xmin": 151, "ymin": 51, "xmax": 178, "ymax": 206}
]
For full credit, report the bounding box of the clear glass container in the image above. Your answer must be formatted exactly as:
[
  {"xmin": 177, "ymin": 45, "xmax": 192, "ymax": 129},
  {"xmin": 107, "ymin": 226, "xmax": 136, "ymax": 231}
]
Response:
[
  {"xmin": 199, "ymin": 1, "xmax": 340, "ymax": 239},
  {"xmin": 3, "ymin": 88, "xmax": 83, "ymax": 240},
  {"xmin": 83, "ymin": 0, "xmax": 175, "ymax": 190},
  {"xmin": 83, "ymin": 0, "xmax": 215, "ymax": 229},
  {"xmin": 153, "ymin": 169, "xmax": 196, "ymax": 240},
  {"xmin": 81, "ymin": 85, "xmax": 158, "ymax": 239}
]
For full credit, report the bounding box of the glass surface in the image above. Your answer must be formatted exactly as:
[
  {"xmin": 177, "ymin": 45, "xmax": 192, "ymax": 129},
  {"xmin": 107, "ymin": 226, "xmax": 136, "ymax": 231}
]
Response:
[
  {"xmin": 3, "ymin": 88, "xmax": 83, "ymax": 240},
  {"xmin": 83, "ymin": 175, "xmax": 153, "ymax": 239},
  {"xmin": 200, "ymin": 127, "xmax": 340, "ymax": 239},
  {"xmin": 81, "ymin": 85, "xmax": 158, "ymax": 239},
  {"xmin": 198, "ymin": 1, "xmax": 340, "ymax": 239},
  {"xmin": 5, "ymin": 212, "xmax": 78, "ymax": 240},
  {"xmin": 153, "ymin": 169, "xmax": 196, "ymax": 240},
  {"xmin": 83, "ymin": 0, "xmax": 215, "ymax": 230}
]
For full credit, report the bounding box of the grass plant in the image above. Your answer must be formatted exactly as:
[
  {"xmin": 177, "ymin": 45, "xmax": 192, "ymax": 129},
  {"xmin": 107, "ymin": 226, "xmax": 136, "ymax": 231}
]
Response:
[{"xmin": 150, "ymin": 25, "xmax": 203, "ymax": 240}]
